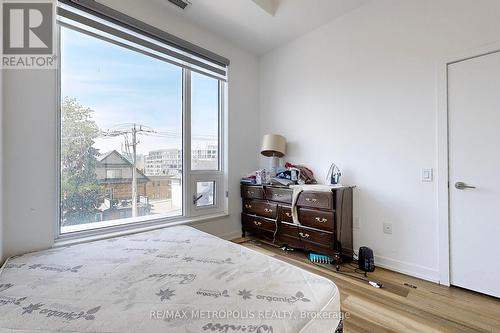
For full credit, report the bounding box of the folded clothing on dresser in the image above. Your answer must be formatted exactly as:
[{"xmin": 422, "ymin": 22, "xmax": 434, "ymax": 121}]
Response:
[{"xmin": 289, "ymin": 184, "xmax": 343, "ymax": 225}]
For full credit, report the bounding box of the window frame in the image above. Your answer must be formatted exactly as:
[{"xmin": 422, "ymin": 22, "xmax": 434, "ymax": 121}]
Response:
[
  {"xmin": 55, "ymin": 22, "xmax": 227, "ymax": 241},
  {"xmin": 182, "ymin": 70, "xmax": 226, "ymax": 218}
]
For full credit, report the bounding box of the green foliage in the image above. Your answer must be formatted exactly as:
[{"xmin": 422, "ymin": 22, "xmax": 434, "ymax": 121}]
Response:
[{"xmin": 60, "ymin": 97, "xmax": 100, "ymax": 225}]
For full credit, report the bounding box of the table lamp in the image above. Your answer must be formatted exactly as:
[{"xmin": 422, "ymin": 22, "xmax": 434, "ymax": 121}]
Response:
[{"xmin": 261, "ymin": 134, "xmax": 286, "ymax": 176}]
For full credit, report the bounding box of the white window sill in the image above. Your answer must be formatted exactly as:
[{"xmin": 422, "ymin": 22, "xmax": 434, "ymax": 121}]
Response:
[
  {"xmin": 60, "ymin": 209, "xmax": 183, "ymax": 234},
  {"xmin": 53, "ymin": 212, "xmax": 229, "ymax": 248}
]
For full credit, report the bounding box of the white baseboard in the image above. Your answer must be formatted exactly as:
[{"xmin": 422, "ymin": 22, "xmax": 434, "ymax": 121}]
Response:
[
  {"xmin": 375, "ymin": 255, "xmax": 440, "ymax": 283},
  {"xmin": 210, "ymin": 227, "xmax": 442, "ymax": 284}
]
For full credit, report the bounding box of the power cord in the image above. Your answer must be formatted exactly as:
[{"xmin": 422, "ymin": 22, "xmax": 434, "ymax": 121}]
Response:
[
  {"xmin": 346, "ymin": 262, "xmax": 371, "ymax": 277},
  {"xmin": 306, "ymin": 253, "xmax": 383, "ymax": 288}
]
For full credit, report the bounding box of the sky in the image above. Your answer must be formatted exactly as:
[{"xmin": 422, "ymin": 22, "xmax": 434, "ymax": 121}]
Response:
[{"xmin": 60, "ymin": 26, "xmax": 219, "ymax": 156}]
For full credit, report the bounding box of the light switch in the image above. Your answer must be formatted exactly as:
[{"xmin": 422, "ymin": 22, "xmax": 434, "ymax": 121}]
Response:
[{"xmin": 422, "ymin": 168, "xmax": 433, "ymax": 182}]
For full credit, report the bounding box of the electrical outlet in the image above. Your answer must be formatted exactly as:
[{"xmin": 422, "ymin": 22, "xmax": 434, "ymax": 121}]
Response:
[
  {"xmin": 383, "ymin": 222, "xmax": 392, "ymax": 235},
  {"xmin": 353, "ymin": 217, "xmax": 360, "ymax": 229}
]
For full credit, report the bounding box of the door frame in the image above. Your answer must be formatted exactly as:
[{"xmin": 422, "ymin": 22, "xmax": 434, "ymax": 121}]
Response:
[{"xmin": 437, "ymin": 42, "xmax": 500, "ymax": 286}]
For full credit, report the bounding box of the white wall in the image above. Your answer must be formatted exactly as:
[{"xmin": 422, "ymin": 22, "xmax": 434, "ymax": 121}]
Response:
[
  {"xmin": 259, "ymin": 0, "xmax": 500, "ymax": 282},
  {"xmin": 0, "ymin": 47, "xmax": 3, "ymax": 262},
  {"xmin": 3, "ymin": 69, "xmax": 58, "ymax": 260},
  {"xmin": 1, "ymin": 0, "xmax": 260, "ymax": 260},
  {"xmin": 0, "ymin": 4, "xmax": 3, "ymax": 262}
]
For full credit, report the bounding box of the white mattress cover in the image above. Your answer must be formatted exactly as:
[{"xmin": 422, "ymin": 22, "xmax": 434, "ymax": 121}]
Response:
[{"xmin": 0, "ymin": 225, "xmax": 340, "ymax": 332}]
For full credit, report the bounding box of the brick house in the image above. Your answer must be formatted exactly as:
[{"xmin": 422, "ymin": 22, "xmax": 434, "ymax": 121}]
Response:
[
  {"xmin": 145, "ymin": 176, "xmax": 173, "ymax": 200},
  {"xmin": 96, "ymin": 150, "xmax": 150, "ymax": 201}
]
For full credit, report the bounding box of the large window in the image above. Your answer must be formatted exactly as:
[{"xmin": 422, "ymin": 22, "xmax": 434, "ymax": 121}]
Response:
[{"xmin": 58, "ymin": 5, "xmax": 226, "ymax": 235}]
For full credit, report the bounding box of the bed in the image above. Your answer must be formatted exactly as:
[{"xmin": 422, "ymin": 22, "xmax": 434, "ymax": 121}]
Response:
[{"xmin": 0, "ymin": 225, "xmax": 342, "ymax": 332}]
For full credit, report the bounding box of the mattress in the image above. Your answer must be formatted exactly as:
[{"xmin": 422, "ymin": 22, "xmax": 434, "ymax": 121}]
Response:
[{"xmin": 0, "ymin": 225, "xmax": 341, "ymax": 332}]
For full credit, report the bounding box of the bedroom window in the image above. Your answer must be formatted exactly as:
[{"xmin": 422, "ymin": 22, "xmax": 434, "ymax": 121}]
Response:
[
  {"xmin": 191, "ymin": 72, "xmax": 220, "ymax": 171},
  {"xmin": 57, "ymin": 2, "xmax": 228, "ymax": 236},
  {"xmin": 195, "ymin": 181, "xmax": 216, "ymax": 207}
]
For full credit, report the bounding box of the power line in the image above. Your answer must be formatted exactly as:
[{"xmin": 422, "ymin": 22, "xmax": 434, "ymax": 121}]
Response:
[
  {"xmin": 100, "ymin": 123, "xmax": 218, "ymax": 217},
  {"xmin": 101, "ymin": 123, "xmax": 156, "ymax": 217}
]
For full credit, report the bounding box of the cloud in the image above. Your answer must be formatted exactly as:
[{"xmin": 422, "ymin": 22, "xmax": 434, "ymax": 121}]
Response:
[{"xmin": 61, "ymin": 24, "xmax": 218, "ymax": 156}]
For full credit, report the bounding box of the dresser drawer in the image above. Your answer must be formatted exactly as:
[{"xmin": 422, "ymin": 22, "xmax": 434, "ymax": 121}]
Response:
[
  {"xmin": 265, "ymin": 187, "xmax": 293, "ymax": 203},
  {"xmin": 242, "ymin": 213, "xmax": 276, "ymax": 233},
  {"xmin": 243, "ymin": 200, "xmax": 277, "ymax": 219},
  {"xmin": 298, "ymin": 208, "xmax": 334, "ymax": 231},
  {"xmin": 279, "ymin": 205, "xmax": 293, "ymax": 223},
  {"xmin": 297, "ymin": 191, "xmax": 333, "ymax": 210},
  {"xmin": 241, "ymin": 185, "xmax": 264, "ymax": 200},
  {"xmin": 298, "ymin": 226, "xmax": 334, "ymax": 247},
  {"xmin": 278, "ymin": 234, "xmax": 302, "ymax": 249},
  {"xmin": 280, "ymin": 222, "xmax": 299, "ymax": 239},
  {"xmin": 302, "ymin": 241, "xmax": 335, "ymax": 257}
]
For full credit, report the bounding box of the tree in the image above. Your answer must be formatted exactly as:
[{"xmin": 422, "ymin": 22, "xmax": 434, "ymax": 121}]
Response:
[{"xmin": 60, "ymin": 97, "xmax": 100, "ymax": 225}]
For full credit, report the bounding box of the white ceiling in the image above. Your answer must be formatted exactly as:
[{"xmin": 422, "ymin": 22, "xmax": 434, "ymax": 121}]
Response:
[{"xmin": 152, "ymin": 0, "xmax": 371, "ymax": 55}]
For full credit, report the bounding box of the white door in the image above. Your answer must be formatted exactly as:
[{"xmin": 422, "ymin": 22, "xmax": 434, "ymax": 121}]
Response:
[{"xmin": 448, "ymin": 51, "xmax": 500, "ymax": 298}]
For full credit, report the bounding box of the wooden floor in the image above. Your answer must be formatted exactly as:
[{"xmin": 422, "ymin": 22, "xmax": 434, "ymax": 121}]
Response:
[{"xmin": 232, "ymin": 237, "xmax": 500, "ymax": 333}]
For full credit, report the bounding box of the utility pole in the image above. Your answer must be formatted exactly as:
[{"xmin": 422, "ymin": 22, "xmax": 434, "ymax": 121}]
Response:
[
  {"xmin": 131, "ymin": 124, "xmax": 137, "ymax": 217},
  {"xmin": 102, "ymin": 124, "xmax": 155, "ymax": 218}
]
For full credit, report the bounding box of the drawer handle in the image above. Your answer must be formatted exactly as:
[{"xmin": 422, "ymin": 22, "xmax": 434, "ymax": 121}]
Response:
[
  {"xmin": 244, "ymin": 204, "xmax": 252, "ymax": 209},
  {"xmin": 305, "ymin": 197, "xmax": 318, "ymax": 203},
  {"xmin": 264, "ymin": 208, "xmax": 273, "ymax": 213},
  {"xmin": 273, "ymin": 193, "xmax": 283, "ymax": 197},
  {"xmin": 285, "ymin": 212, "xmax": 292, "ymax": 217},
  {"xmin": 315, "ymin": 217, "xmax": 328, "ymax": 223},
  {"xmin": 299, "ymin": 232, "xmax": 310, "ymax": 238},
  {"xmin": 253, "ymin": 221, "xmax": 262, "ymax": 226},
  {"xmin": 247, "ymin": 191, "xmax": 255, "ymax": 195}
]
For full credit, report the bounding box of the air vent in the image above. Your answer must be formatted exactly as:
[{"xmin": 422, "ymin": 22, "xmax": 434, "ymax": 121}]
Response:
[{"xmin": 168, "ymin": 0, "xmax": 191, "ymax": 10}]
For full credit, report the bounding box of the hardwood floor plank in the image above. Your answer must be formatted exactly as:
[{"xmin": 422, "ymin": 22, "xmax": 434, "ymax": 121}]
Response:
[
  {"xmin": 343, "ymin": 295, "xmax": 444, "ymax": 333},
  {"xmin": 233, "ymin": 239, "xmax": 500, "ymax": 333},
  {"xmin": 345, "ymin": 313, "xmax": 396, "ymax": 333},
  {"xmin": 274, "ymin": 255, "xmax": 482, "ymax": 333}
]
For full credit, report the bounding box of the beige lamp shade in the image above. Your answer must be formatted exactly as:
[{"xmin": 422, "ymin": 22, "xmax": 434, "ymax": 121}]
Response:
[{"xmin": 261, "ymin": 134, "xmax": 286, "ymax": 157}]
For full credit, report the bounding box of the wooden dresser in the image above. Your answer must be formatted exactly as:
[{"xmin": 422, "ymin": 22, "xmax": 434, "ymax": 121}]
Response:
[{"xmin": 241, "ymin": 185, "xmax": 354, "ymax": 262}]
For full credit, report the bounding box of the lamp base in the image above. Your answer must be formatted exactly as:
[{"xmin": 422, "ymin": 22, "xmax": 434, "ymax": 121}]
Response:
[{"xmin": 269, "ymin": 155, "xmax": 279, "ymax": 176}]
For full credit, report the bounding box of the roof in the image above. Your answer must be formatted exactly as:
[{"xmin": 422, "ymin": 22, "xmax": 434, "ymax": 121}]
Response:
[
  {"xmin": 97, "ymin": 150, "xmax": 131, "ymax": 164},
  {"xmin": 97, "ymin": 150, "xmax": 150, "ymax": 182}
]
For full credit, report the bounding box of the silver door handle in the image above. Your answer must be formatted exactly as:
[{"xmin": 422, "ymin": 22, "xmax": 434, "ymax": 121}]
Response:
[{"xmin": 455, "ymin": 182, "xmax": 476, "ymax": 190}]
